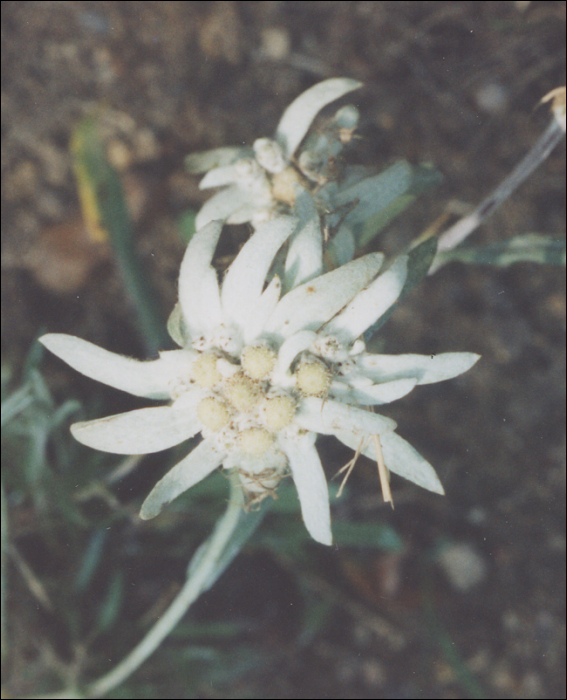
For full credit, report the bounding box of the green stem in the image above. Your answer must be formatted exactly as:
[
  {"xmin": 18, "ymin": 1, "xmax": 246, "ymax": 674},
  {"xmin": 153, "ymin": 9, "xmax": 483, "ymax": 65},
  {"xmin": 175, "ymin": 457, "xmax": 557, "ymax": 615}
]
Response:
[
  {"xmin": 85, "ymin": 473, "xmax": 245, "ymax": 698},
  {"xmin": 21, "ymin": 473, "xmax": 270, "ymax": 700}
]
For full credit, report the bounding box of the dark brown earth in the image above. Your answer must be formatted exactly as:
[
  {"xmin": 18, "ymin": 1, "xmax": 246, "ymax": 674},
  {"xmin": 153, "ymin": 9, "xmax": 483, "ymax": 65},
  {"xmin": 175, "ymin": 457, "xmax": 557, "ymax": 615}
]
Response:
[{"xmin": 1, "ymin": 2, "xmax": 565, "ymax": 699}]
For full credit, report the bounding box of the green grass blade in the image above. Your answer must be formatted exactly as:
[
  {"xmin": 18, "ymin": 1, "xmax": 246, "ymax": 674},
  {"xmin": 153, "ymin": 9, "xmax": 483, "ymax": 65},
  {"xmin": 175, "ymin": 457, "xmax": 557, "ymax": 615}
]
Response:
[{"xmin": 71, "ymin": 117, "xmax": 168, "ymax": 355}]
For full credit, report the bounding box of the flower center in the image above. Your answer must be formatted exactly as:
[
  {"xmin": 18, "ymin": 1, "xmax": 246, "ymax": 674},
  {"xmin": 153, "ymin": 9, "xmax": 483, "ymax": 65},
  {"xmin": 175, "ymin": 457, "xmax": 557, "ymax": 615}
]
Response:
[
  {"xmin": 262, "ymin": 395, "xmax": 296, "ymax": 432},
  {"xmin": 225, "ymin": 372, "xmax": 261, "ymax": 411},
  {"xmin": 192, "ymin": 353, "xmax": 222, "ymax": 388},
  {"xmin": 191, "ymin": 343, "xmax": 298, "ymax": 455},
  {"xmin": 239, "ymin": 428, "xmax": 274, "ymax": 456},
  {"xmin": 295, "ymin": 358, "xmax": 332, "ymax": 397},
  {"xmin": 197, "ymin": 397, "xmax": 230, "ymax": 431},
  {"xmin": 241, "ymin": 345, "xmax": 276, "ymax": 380}
]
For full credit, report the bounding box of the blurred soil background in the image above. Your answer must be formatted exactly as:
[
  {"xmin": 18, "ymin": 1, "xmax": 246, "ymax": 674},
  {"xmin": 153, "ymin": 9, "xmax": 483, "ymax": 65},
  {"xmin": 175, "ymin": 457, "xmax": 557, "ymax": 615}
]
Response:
[{"xmin": 1, "ymin": 2, "xmax": 565, "ymax": 698}]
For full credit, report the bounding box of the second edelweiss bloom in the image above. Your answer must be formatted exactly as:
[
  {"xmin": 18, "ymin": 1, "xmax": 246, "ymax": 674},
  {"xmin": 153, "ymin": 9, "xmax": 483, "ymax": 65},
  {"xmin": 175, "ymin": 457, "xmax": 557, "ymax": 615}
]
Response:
[
  {"xmin": 40, "ymin": 217, "xmax": 479, "ymax": 546},
  {"xmin": 186, "ymin": 77, "xmax": 362, "ymax": 229}
]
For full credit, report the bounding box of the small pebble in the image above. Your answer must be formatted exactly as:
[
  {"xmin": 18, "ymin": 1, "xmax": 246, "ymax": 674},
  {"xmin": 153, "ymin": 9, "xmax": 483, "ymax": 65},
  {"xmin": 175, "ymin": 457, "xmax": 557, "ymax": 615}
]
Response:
[{"xmin": 437, "ymin": 542, "xmax": 487, "ymax": 591}]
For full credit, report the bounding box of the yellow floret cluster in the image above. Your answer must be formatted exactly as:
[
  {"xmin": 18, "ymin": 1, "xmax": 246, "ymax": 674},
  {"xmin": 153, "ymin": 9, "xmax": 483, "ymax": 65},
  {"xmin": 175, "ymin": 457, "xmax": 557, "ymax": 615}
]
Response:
[{"xmin": 191, "ymin": 345, "xmax": 333, "ymax": 457}]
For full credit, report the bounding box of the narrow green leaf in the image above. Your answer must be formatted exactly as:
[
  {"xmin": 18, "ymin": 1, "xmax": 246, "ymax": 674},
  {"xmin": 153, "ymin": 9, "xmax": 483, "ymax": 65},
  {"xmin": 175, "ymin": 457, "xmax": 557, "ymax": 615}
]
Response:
[
  {"xmin": 364, "ymin": 237, "xmax": 438, "ymax": 339},
  {"xmin": 1, "ymin": 384, "xmax": 33, "ymax": 428},
  {"xmin": 178, "ymin": 209, "xmax": 197, "ymax": 243},
  {"xmin": 74, "ymin": 529, "xmax": 108, "ymax": 592},
  {"xmin": 331, "ymin": 161, "xmax": 442, "ymax": 250},
  {"xmin": 96, "ymin": 571, "xmax": 125, "ymax": 634},
  {"xmin": 436, "ymin": 234, "xmax": 566, "ymax": 267},
  {"xmin": 357, "ymin": 193, "xmax": 415, "ymax": 249},
  {"xmin": 405, "ymin": 236, "xmax": 439, "ymax": 293}
]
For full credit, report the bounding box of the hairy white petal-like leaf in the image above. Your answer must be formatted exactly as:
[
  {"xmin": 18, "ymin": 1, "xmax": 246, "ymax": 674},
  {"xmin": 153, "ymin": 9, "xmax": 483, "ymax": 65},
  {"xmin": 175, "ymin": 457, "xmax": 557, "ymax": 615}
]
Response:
[
  {"xmin": 296, "ymin": 397, "xmax": 396, "ymax": 437},
  {"xmin": 179, "ymin": 220, "xmax": 223, "ymax": 336},
  {"xmin": 276, "ymin": 78, "xmax": 363, "ymax": 159},
  {"xmin": 284, "ymin": 187, "xmax": 323, "ymax": 291},
  {"xmin": 199, "ymin": 164, "xmax": 240, "ymax": 189},
  {"xmin": 39, "ymin": 334, "xmax": 187, "ymax": 400},
  {"xmin": 336, "ymin": 430, "xmax": 445, "ymax": 494},
  {"xmin": 185, "ymin": 146, "xmax": 252, "ymax": 174},
  {"xmin": 166, "ymin": 302, "xmax": 189, "ymax": 347},
  {"xmin": 280, "ymin": 433, "xmax": 332, "ymax": 545},
  {"xmin": 228, "ymin": 202, "xmax": 274, "ymax": 226},
  {"xmin": 274, "ymin": 330, "xmax": 318, "ymax": 379},
  {"xmin": 265, "ymin": 254, "xmax": 384, "ymax": 340},
  {"xmin": 221, "ymin": 216, "xmax": 297, "ymax": 331},
  {"xmin": 139, "ymin": 439, "xmax": 225, "ymax": 519},
  {"xmin": 324, "ymin": 256, "xmax": 407, "ymax": 342},
  {"xmin": 195, "ymin": 186, "xmax": 250, "ymax": 230},
  {"xmin": 253, "ymin": 138, "xmax": 288, "ymax": 174},
  {"xmin": 353, "ymin": 352, "xmax": 481, "ymax": 385},
  {"xmin": 242, "ymin": 275, "xmax": 282, "ymax": 344},
  {"xmin": 71, "ymin": 405, "xmax": 200, "ymax": 455},
  {"xmin": 156, "ymin": 349, "xmax": 200, "ymax": 391},
  {"xmin": 330, "ymin": 377, "xmax": 418, "ymax": 405}
]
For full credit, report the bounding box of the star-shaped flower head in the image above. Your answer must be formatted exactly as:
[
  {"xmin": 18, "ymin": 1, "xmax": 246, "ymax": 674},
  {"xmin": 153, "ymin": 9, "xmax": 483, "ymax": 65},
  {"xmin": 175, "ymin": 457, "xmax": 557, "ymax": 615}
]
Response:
[
  {"xmin": 40, "ymin": 216, "xmax": 479, "ymax": 545},
  {"xmin": 186, "ymin": 78, "xmax": 362, "ymax": 229}
]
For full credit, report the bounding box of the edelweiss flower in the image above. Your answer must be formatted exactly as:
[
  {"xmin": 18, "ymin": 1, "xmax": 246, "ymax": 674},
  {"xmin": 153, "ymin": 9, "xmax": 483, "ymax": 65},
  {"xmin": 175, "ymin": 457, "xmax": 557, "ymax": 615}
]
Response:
[
  {"xmin": 40, "ymin": 217, "xmax": 479, "ymax": 545},
  {"xmin": 186, "ymin": 77, "xmax": 362, "ymax": 229}
]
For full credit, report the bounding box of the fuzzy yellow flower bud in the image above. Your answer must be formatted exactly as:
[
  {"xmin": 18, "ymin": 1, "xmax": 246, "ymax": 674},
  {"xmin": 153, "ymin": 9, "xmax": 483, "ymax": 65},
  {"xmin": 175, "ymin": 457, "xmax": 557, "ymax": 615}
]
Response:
[
  {"xmin": 239, "ymin": 428, "xmax": 274, "ymax": 456},
  {"xmin": 197, "ymin": 397, "xmax": 230, "ymax": 431},
  {"xmin": 192, "ymin": 353, "xmax": 222, "ymax": 389},
  {"xmin": 295, "ymin": 359, "xmax": 332, "ymax": 397},
  {"xmin": 225, "ymin": 372, "xmax": 261, "ymax": 411},
  {"xmin": 241, "ymin": 345, "xmax": 277, "ymax": 380},
  {"xmin": 271, "ymin": 166, "xmax": 303, "ymax": 205},
  {"xmin": 263, "ymin": 395, "xmax": 296, "ymax": 432}
]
